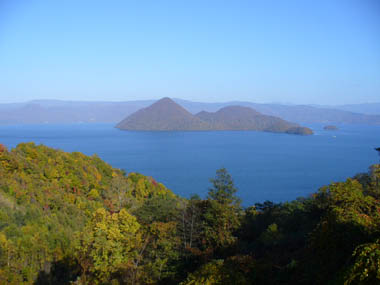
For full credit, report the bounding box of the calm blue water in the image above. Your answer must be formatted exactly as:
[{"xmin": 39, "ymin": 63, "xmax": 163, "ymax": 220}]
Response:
[{"xmin": 0, "ymin": 123, "xmax": 379, "ymax": 206}]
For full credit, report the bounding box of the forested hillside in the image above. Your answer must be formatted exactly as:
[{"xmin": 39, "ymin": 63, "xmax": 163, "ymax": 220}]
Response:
[{"xmin": 0, "ymin": 143, "xmax": 379, "ymax": 284}]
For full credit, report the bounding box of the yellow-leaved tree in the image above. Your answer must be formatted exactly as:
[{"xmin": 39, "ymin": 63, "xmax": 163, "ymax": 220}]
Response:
[{"xmin": 74, "ymin": 208, "xmax": 141, "ymax": 284}]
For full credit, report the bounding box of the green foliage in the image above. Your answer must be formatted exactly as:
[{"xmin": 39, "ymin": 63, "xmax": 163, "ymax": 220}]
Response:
[
  {"xmin": 258, "ymin": 223, "xmax": 283, "ymax": 246},
  {"xmin": 344, "ymin": 239, "xmax": 380, "ymax": 284},
  {"xmin": 200, "ymin": 199, "xmax": 241, "ymax": 250},
  {"xmin": 203, "ymin": 168, "xmax": 242, "ymax": 248},
  {"xmin": 75, "ymin": 208, "xmax": 140, "ymax": 283},
  {"xmin": 0, "ymin": 143, "xmax": 177, "ymax": 284},
  {"xmin": 1, "ymin": 142, "xmax": 380, "ymax": 285},
  {"xmin": 181, "ymin": 256, "xmax": 256, "ymax": 285},
  {"xmin": 179, "ymin": 195, "xmax": 203, "ymax": 251},
  {"xmin": 180, "ymin": 259, "xmax": 225, "ymax": 285},
  {"xmin": 176, "ymin": 168, "xmax": 243, "ymax": 266},
  {"xmin": 134, "ymin": 195, "xmax": 180, "ymax": 224},
  {"xmin": 136, "ymin": 221, "xmax": 181, "ymax": 283},
  {"xmin": 208, "ymin": 168, "xmax": 240, "ymax": 207},
  {"xmin": 307, "ymin": 178, "xmax": 380, "ymax": 283}
]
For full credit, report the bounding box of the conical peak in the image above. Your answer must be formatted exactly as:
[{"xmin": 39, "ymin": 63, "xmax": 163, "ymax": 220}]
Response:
[
  {"xmin": 154, "ymin": 97, "xmax": 176, "ymax": 105},
  {"xmin": 116, "ymin": 96, "xmax": 209, "ymax": 130},
  {"xmin": 147, "ymin": 97, "xmax": 190, "ymax": 115}
]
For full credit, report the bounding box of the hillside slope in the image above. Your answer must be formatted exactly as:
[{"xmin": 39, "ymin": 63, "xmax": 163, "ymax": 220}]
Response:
[
  {"xmin": 116, "ymin": 97, "xmax": 210, "ymax": 130},
  {"xmin": 195, "ymin": 105, "xmax": 299, "ymax": 132},
  {"xmin": 117, "ymin": 98, "xmax": 313, "ymax": 134},
  {"xmin": 0, "ymin": 142, "xmax": 177, "ymax": 283},
  {"xmin": 0, "ymin": 142, "xmax": 379, "ymax": 284}
]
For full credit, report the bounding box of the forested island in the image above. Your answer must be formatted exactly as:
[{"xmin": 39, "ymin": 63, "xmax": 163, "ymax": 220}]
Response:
[
  {"xmin": 0, "ymin": 143, "xmax": 379, "ymax": 284},
  {"xmin": 116, "ymin": 98, "xmax": 313, "ymax": 135}
]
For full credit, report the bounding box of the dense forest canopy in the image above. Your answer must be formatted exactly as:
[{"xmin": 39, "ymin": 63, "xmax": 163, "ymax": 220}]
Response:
[{"xmin": 0, "ymin": 142, "xmax": 379, "ymax": 284}]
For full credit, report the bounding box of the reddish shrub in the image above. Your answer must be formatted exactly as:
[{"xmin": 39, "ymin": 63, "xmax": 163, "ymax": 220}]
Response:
[{"xmin": 0, "ymin": 144, "xmax": 7, "ymax": 153}]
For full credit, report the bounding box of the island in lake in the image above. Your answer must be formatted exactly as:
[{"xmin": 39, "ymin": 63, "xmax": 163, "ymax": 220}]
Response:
[
  {"xmin": 324, "ymin": 125, "xmax": 338, "ymax": 131},
  {"xmin": 116, "ymin": 97, "xmax": 313, "ymax": 135}
]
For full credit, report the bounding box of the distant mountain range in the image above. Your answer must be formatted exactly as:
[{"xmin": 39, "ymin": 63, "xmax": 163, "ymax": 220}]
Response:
[
  {"xmin": 313, "ymin": 103, "xmax": 380, "ymax": 116},
  {"xmin": 0, "ymin": 99, "xmax": 379, "ymax": 125},
  {"xmin": 116, "ymin": 98, "xmax": 313, "ymax": 135}
]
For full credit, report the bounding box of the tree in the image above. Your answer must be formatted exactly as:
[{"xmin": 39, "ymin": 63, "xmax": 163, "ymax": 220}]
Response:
[
  {"xmin": 135, "ymin": 221, "xmax": 180, "ymax": 283},
  {"xmin": 208, "ymin": 168, "xmax": 240, "ymax": 207},
  {"xmin": 197, "ymin": 169, "xmax": 242, "ymax": 253},
  {"xmin": 180, "ymin": 195, "xmax": 202, "ymax": 250},
  {"xmin": 180, "ymin": 256, "xmax": 255, "ymax": 285},
  {"xmin": 134, "ymin": 195, "xmax": 179, "ymax": 224},
  {"xmin": 309, "ymin": 179, "xmax": 380, "ymax": 283},
  {"xmin": 75, "ymin": 208, "xmax": 141, "ymax": 283},
  {"xmin": 344, "ymin": 239, "xmax": 380, "ymax": 284},
  {"xmin": 110, "ymin": 175, "xmax": 129, "ymax": 211}
]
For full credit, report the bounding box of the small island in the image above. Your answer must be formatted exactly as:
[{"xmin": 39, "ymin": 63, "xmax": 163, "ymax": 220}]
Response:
[
  {"xmin": 286, "ymin": 126, "xmax": 314, "ymax": 135},
  {"xmin": 116, "ymin": 97, "xmax": 313, "ymax": 135},
  {"xmin": 324, "ymin": 125, "xmax": 338, "ymax": 131}
]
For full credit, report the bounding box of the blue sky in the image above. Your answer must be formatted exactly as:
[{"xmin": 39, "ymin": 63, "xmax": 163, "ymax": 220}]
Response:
[{"xmin": 0, "ymin": 0, "xmax": 379, "ymax": 104}]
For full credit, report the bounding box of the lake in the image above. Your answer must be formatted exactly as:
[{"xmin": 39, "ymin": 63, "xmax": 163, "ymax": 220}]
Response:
[{"xmin": 0, "ymin": 123, "xmax": 379, "ymax": 206}]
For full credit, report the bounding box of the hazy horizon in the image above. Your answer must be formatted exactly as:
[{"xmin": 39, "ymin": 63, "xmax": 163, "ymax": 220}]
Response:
[
  {"xmin": 1, "ymin": 97, "xmax": 380, "ymax": 106},
  {"xmin": 1, "ymin": 0, "xmax": 379, "ymax": 104}
]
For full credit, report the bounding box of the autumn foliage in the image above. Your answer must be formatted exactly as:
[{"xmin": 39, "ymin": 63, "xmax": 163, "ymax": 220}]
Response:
[{"xmin": 0, "ymin": 142, "xmax": 379, "ymax": 284}]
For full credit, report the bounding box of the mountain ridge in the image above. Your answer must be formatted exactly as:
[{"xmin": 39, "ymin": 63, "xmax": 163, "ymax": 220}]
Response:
[
  {"xmin": 116, "ymin": 98, "xmax": 313, "ymax": 135},
  {"xmin": 0, "ymin": 99, "xmax": 380, "ymax": 125}
]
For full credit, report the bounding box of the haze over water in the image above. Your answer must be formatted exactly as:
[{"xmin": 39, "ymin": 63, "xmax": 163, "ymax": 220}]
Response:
[{"xmin": 1, "ymin": 123, "xmax": 378, "ymax": 205}]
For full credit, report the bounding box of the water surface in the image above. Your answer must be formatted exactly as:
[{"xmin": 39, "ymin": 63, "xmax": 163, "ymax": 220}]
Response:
[{"xmin": 0, "ymin": 123, "xmax": 379, "ymax": 205}]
